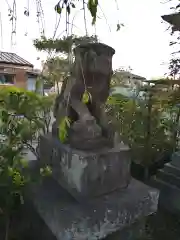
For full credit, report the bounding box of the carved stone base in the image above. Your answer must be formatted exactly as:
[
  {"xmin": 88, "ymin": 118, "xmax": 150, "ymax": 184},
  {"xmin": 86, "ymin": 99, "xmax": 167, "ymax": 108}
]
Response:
[
  {"xmin": 68, "ymin": 118, "xmax": 113, "ymax": 150},
  {"xmin": 39, "ymin": 133, "xmax": 131, "ymax": 202},
  {"xmin": 27, "ymin": 176, "xmax": 159, "ymax": 240}
]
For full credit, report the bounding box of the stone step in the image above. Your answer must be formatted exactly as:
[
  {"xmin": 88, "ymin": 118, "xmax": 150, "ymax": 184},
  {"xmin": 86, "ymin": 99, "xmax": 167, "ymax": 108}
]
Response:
[
  {"xmin": 28, "ymin": 178, "xmax": 159, "ymax": 240},
  {"xmin": 163, "ymin": 163, "xmax": 180, "ymax": 178},
  {"xmin": 149, "ymin": 176, "xmax": 180, "ymax": 215},
  {"xmin": 171, "ymin": 151, "xmax": 180, "ymax": 168},
  {"xmin": 150, "ymin": 175, "xmax": 179, "ymax": 191},
  {"xmin": 156, "ymin": 169, "xmax": 180, "ymax": 189}
]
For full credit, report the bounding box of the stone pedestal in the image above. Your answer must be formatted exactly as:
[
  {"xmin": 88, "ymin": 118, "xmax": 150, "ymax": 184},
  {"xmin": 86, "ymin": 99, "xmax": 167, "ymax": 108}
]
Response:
[
  {"xmin": 28, "ymin": 176, "xmax": 159, "ymax": 240},
  {"xmin": 29, "ymin": 134, "xmax": 160, "ymax": 239},
  {"xmin": 39, "ymin": 134, "xmax": 131, "ymax": 201}
]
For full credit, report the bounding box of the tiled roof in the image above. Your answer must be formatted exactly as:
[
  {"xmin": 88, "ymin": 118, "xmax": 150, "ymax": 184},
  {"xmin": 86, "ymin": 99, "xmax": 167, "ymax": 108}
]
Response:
[
  {"xmin": 0, "ymin": 51, "xmax": 33, "ymax": 67},
  {"xmin": 161, "ymin": 13, "xmax": 180, "ymax": 27}
]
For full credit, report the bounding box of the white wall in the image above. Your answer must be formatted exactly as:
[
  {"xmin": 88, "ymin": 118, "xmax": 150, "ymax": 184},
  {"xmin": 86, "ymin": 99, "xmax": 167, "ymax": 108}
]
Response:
[{"xmin": 27, "ymin": 77, "xmax": 36, "ymax": 91}]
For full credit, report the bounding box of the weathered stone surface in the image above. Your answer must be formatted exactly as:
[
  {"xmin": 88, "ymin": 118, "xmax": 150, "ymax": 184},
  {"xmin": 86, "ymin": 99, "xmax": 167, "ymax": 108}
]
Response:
[
  {"xmin": 150, "ymin": 176, "xmax": 180, "ymax": 215},
  {"xmin": 28, "ymin": 176, "xmax": 159, "ymax": 240},
  {"xmin": 149, "ymin": 151, "xmax": 180, "ymax": 215},
  {"xmin": 52, "ymin": 42, "xmax": 121, "ymax": 150},
  {"xmin": 170, "ymin": 151, "xmax": 180, "ymax": 168},
  {"xmin": 106, "ymin": 220, "xmax": 145, "ymax": 240},
  {"xmin": 39, "ymin": 134, "xmax": 131, "ymax": 201}
]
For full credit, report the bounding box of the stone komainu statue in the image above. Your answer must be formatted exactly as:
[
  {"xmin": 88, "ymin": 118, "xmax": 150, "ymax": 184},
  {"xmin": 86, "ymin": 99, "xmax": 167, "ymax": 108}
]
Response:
[{"xmin": 52, "ymin": 42, "xmax": 119, "ymax": 150}]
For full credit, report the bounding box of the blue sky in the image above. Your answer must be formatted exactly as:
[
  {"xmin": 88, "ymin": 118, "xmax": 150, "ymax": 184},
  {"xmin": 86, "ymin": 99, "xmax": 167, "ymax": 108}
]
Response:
[{"xmin": 0, "ymin": 0, "xmax": 177, "ymax": 78}]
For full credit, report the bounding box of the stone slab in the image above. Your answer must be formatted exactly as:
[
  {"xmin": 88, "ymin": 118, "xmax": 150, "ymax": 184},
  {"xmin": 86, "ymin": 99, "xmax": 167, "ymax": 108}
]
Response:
[
  {"xmin": 105, "ymin": 220, "xmax": 145, "ymax": 240},
  {"xmin": 149, "ymin": 152, "xmax": 180, "ymax": 216},
  {"xmin": 28, "ymin": 177, "xmax": 159, "ymax": 240},
  {"xmin": 149, "ymin": 176, "xmax": 180, "ymax": 215},
  {"xmin": 39, "ymin": 134, "xmax": 131, "ymax": 202},
  {"xmin": 171, "ymin": 151, "xmax": 180, "ymax": 168},
  {"xmin": 164, "ymin": 162, "xmax": 180, "ymax": 178},
  {"xmin": 156, "ymin": 169, "xmax": 180, "ymax": 189}
]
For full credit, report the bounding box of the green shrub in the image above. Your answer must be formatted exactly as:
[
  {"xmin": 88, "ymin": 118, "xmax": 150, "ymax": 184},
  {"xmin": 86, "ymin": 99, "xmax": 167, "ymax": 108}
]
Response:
[
  {"xmin": 107, "ymin": 88, "xmax": 177, "ymax": 166},
  {"xmin": 0, "ymin": 86, "xmax": 53, "ymax": 239}
]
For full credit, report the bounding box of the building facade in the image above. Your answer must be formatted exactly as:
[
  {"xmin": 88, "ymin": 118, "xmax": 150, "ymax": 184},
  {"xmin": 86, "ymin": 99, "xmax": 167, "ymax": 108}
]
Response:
[{"xmin": 0, "ymin": 51, "xmax": 41, "ymax": 91}]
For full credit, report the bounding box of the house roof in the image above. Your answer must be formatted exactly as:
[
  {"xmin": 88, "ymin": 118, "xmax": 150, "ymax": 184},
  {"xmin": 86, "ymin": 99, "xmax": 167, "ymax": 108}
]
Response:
[
  {"xmin": 114, "ymin": 70, "xmax": 146, "ymax": 81},
  {"xmin": 161, "ymin": 13, "xmax": 180, "ymax": 27},
  {"xmin": 27, "ymin": 69, "xmax": 41, "ymax": 76},
  {"xmin": 146, "ymin": 79, "xmax": 180, "ymax": 85},
  {"xmin": 0, "ymin": 51, "xmax": 33, "ymax": 67},
  {"xmin": 161, "ymin": 13, "xmax": 180, "ymax": 32}
]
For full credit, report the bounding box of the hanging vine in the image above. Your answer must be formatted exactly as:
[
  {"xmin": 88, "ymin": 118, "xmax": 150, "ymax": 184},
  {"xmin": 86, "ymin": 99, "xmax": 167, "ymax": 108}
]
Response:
[
  {"xmin": 9, "ymin": 0, "xmax": 17, "ymax": 47},
  {"xmin": 35, "ymin": 0, "xmax": 45, "ymax": 36},
  {"xmin": 4, "ymin": 0, "xmax": 123, "ymax": 52},
  {"xmin": 54, "ymin": 0, "xmax": 122, "ymax": 32}
]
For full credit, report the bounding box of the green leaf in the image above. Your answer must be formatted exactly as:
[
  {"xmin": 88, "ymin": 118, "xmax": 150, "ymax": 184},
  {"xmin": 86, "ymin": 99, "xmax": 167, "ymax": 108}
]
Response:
[
  {"xmin": 116, "ymin": 23, "xmax": 124, "ymax": 31},
  {"xmin": 117, "ymin": 23, "xmax": 120, "ymax": 31},
  {"xmin": 67, "ymin": 5, "xmax": 70, "ymax": 15},
  {"xmin": 82, "ymin": 90, "xmax": 92, "ymax": 104},
  {"xmin": 55, "ymin": 2, "xmax": 62, "ymax": 14},
  {"xmin": 40, "ymin": 166, "xmax": 52, "ymax": 177},
  {"xmin": 1, "ymin": 110, "xmax": 9, "ymax": 122},
  {"xmin": 65, "ymin": 117, "xmax": 71, "ymax": 127},
  {"xmin": 20, "ymin": 159, "xmax": 28, "ymax": 168},
  {"xmin": 88, "ymin": 0, "xmax": 98, "ymax": 25},
  {"xmin": 7, "ymin": 167, "xmax": 13, "ymax": 176},
  {"xmin": 13, "ymin": 171, "xmax": 23, "ymax": 186},
  {"xmin": 58, "ymin": 117, "xmax": 71, "ymax": 142}
]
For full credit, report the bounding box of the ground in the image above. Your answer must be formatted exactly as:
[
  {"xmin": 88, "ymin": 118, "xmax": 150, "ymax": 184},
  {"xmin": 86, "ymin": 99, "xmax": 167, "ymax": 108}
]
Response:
[
  {"xmin": 143, "ymin": 209, "xmax": 180, "ymax": 240},
  {"xmin": 108, "ymin": 209, "xmax": 180, "ymax": 240}
]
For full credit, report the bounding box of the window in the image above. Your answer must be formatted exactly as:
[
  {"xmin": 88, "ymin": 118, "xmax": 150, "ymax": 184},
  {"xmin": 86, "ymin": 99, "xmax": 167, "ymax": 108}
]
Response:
[
  {"xmin": 27, "ymin": 77, "xmax": 36, "ymax": 91},
  {"xmin": 0, "ymin": 74, "xmax": 14, "ymax": 84}
]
